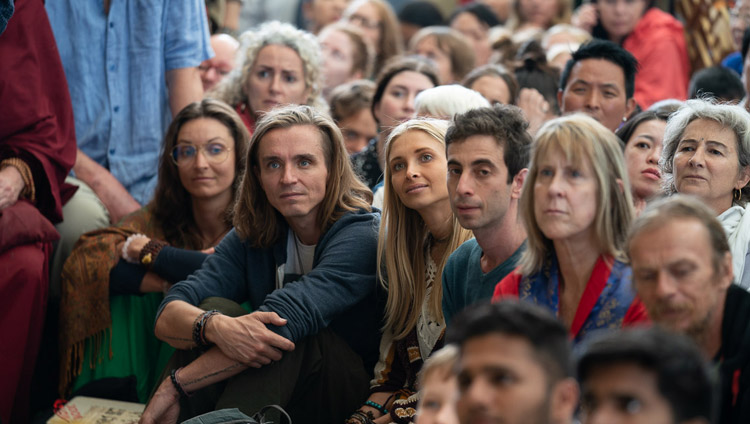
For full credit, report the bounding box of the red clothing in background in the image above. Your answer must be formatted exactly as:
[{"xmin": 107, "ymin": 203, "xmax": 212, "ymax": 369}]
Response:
[
  {"xmin": 623, "ymin": 8, "xmax": 690, "ymax": 109},
  {"xmin": 0, "ymin": 0, "xmax": 77, "ymax": 422}
]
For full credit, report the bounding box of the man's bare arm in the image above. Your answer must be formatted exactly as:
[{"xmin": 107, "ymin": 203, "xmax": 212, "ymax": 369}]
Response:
[
  {"xmin": 165, "ymin": 67, "xmax": 203, "ymax": 118},
  {"xmin": 154, "ymin": 300, "xmax": 207, "ymax": 350},
  {"xmin": 155, "ymin": 300, "xmax": 295, "ymax": 362},
  {"xmin": 140, "ymin": 348, "xmax": 247, "ymax": 424},
  {"xmin": 73, "ymin": 148, "xmax": 140, "ymax": 223},
  {"xmin": 181, "ymin": 346, "xmax": 247, "ymax": 389}
]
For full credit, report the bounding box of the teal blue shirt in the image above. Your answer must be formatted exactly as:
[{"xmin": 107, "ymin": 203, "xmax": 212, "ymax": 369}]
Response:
[{"xmin": 442, "ymin": 239, "xmax": 525, "ymax": 325}]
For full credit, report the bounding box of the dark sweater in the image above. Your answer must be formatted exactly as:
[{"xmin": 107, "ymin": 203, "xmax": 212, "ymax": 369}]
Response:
[
  {"xmin": 157, "ymin": 209, "xmax": 383, "ymax": 371},
  {"xmin": 110, "ymin": 246, "xmax": 208, "ymax": 295},
  {"xmin": 718, "ymin": 284, "xmax": 750, "ymax": 424}
]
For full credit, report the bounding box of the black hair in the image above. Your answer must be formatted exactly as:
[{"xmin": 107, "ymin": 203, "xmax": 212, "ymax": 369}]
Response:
[
  {"xmin": 742, "ymin": 27, "xmax": 750, "ymax": 61},
  {"xmin": 446, "ymin": 301, "xmax": 571, "ymax": 382},
  {"xmin": 559, "ymin": 39, "xmax": 639, "ymax": 100},
  {"xmin": 615, "ymin": 109, "xmax": 671, "ymax": 149},
  {"xmin": 688, "ymin": 66, "xmax": 745, "ymax": 102},
  {"xmin": 515, "ymin": 40, "xmax": 560, "ymax": 114},
  {"xmin": 398, "ymin": 1, "xmax": 444, "ymax": 27},
  {"xmin": 445, "ymin": 104, "xmax": 532, "ymax": 183},
  {"xmin": 449, "ymin": 2, "xmax": 502, "ymax": 28},
  {"xmin": 577, "ymin": 327, "xmax": 715, "ymax": 423}
]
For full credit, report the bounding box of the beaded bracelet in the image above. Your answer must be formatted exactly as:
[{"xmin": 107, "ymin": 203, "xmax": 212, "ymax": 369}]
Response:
[
  {"xmin": 200, "ymin": 310, "xmax": 221, "ymax": 345},
  {"xmin": 192, "ymin": 309, "xmax": 221, "ymax": 348},
  {"xmin": 192, "ymin": 311, "xmax": 206, "ymax": 347},
  {"xmin": 364, "ymin": 400, "xmax": 388, "ymax": 414},
  {"xmin": 347, "ymin": 410, "xmax": 375, "ymax": 424},
  {"xmin": 139, "ymin": 238, "xmax": 168, "ymax": 268},
  {"xmin": 170, "ymin": 368, "xmax": 190, "ymax": 398},
  {"xmin": 122, "ymin": 234, "xmax": 147, "ymax": 264}
]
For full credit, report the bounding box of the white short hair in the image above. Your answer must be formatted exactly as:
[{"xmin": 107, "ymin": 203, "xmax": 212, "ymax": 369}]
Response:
[{"xmin": 415, "ymin": 85, "xmax": 490, "ymax": 119}]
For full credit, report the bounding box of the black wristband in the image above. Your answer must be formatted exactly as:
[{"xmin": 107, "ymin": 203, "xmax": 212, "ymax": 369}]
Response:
[{"xmin": 170, "ymin": 368, "xmax": 190, "ymax": 398}]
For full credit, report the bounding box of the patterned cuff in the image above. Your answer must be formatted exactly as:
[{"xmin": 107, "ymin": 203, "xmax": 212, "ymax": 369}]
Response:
[{"xmin": 139, "ymin": 238, "xmax": 168, "ymax": 269}]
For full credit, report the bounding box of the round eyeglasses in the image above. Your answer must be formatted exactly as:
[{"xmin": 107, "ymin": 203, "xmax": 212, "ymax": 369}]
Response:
[{"xmin": 171, "ymin": 143, "xmax": 232, "ymax": 166}]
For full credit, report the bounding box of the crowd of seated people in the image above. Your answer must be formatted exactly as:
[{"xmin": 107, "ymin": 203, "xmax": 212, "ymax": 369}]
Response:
[{"xmin": 7, "ymin": 0, "xmax": 750, "ymax": 423}]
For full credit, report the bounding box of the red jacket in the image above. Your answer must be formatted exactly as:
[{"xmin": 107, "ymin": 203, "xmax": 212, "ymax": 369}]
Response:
[{"xmin": 623, "ymin": 8, "xmax": 690, "ymax": 109}]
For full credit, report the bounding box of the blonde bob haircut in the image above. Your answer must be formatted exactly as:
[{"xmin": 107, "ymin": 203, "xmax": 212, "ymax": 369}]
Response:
[
  {"xmin": 379, "ymin": 118, "xmax": 474, "ymax": 339},
  {"xmin": 233, "ymin": 105, "xmax": 372, "ymax": 247},
  {"xmin": 517, "ymin": 113, "xmax": 634, "ymax": 275},
  {"xmin": 210, "ymin": 21, "xmax": 326, "ymax": 117}
]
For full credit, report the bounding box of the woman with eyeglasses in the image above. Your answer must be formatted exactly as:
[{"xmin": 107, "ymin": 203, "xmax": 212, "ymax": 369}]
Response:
[{"xmin": 58, "ymin": 99, "xmax": 249, "ymax": 402}]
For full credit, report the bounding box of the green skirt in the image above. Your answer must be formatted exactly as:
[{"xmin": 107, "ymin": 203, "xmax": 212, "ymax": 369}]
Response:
[
  {"xmin": 72, "ymin": 293, "xmax": 174, "ymax": 402},
  {"xmin": 72, "ymin": 294, "xmax": 253, "ymax": 402}
]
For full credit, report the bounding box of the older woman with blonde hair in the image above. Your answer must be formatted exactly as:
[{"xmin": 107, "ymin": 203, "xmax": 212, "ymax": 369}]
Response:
[
  {"xmin": 493, "ymin": 113, "xmax": 648, "ymax": 343},
  {"xmin": 210, "ymin": 21, "xmax": 324, "ymax": 134},
  {"xmin": 348, "ymin": 119, "xmax": 472, "ymax": 424},
  {"xmin": 661, "ymin": 99, "xmax": 750, "ymax": 289}
]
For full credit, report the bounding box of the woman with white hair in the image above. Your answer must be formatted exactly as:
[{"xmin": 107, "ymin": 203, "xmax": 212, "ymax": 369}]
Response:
[
  {"xmin": 415, "ymin": 85, "xmax": 490, "ymax": 119},
  {"xmin": 661, "ymin": 99, "xmax": 750, "ymax": 288},
  {"xmin": 210, "ymin": 21, "xmax": 325, "ymax": 134}
]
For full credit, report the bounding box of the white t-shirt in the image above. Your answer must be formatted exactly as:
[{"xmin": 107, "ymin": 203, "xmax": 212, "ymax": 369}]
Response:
[{"xmin": 276, "ymin": 228, "xmax": 316, "ymax": 289}]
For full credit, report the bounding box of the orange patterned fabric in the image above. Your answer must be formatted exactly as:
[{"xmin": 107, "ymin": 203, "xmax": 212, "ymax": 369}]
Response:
[{"xmin": 58, "ymin": 207, "xmax": 165, "ymax": 396}]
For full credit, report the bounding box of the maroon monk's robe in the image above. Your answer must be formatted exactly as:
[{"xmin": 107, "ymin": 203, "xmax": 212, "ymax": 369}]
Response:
[{"xmin": 0, "ymin": 0, "xmax": 77, "ymax": 422}]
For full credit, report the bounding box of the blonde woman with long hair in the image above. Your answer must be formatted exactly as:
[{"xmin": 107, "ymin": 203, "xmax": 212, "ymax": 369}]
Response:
[
  {"xmin": 492, "ymin": 114, "xmax": 649, "ymax": 344},
  {"xmin": 348, "ymin": 119, "xmax": 473, "ymax": 424}
]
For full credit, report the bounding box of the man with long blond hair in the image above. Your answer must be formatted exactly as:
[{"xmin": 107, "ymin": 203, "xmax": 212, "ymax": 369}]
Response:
[{"xmin": 141, "ymin": 105, "xmax": 381, "ymax": 424}]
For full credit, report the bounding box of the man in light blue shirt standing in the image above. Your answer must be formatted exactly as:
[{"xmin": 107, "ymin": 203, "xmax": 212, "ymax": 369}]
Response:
[{"xmin": 46, "ymin": 0, "xmax": 212, "ymax": 217}]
